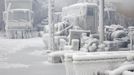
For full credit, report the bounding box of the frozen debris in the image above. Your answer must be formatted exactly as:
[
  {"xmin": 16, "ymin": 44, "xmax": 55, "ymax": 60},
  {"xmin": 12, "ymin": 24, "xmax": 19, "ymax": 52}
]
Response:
[
  {"xmin": 80, "ymin": 31, "xmax": 128, "ymax": 52},
  {"xmin": 105, "ymin": 24, "xmax": 124, "ymax": 32},
  {"xmin": 80, "ymin": 47, "xmax": 88, "ymax": 52},
  {"xmin": 80, "ymin": 37, "xmax": 99, "ymax": 52},
  {"xmin": 88, "ymin": 43, "xmax": 98, "ymax": 52},
  {"xmin": 114, "ymin": 39, "xmax": 129, "ymax": 48},
  {"xmin": 81, "ymin": 33, "xmax": 90, "ymax": 47},
  {"xmin": 48, "ymin": 51, "xmax": 74, "ymax": 63},
  {"xmin": 54, "ymin": 21, "xmax": 70, "ymax": 36},
  {"xmin": 105, "ymin": 24, "xmax": 127, "ymax": 41},
  {"xmin": 127, "ymin": 54, "xmax": 134, "ymax": 62},
  {"xmin": 111, "ymin": 30, "xmax": 127, "ymax": 40},
  {"xmin": 104, "ymin": 41, "xmax": 118, "ymax": 51}
]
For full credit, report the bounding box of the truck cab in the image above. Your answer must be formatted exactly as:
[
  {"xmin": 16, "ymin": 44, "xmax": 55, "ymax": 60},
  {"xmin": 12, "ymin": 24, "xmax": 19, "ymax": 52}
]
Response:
[
  {"xmin": 4, "ymin": 9, "xmax": 33, "ymax": 29},
  {"xmin": 3, "ymin": 9, "xmax": 33, "ymax": 39}
]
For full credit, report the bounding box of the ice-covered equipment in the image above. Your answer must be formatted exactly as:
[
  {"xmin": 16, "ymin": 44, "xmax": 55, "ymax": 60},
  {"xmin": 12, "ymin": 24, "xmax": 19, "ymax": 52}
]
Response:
[
  {"xmin": 62, "ymin": 3, "xmax": 98, "ymax": 33},
  {"xmin": 3, "ymin": 0, "xmax": 34, "ymax": 39}
]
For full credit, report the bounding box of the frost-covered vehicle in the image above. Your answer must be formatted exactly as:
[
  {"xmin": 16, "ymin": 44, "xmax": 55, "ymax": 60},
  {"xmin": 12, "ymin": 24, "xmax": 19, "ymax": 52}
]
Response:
[
  {"xmin": 4, "ymin": 9, "xmax": 33, "ymax": 39},
  {"xmin": 62, "ymin": 3, "xmax": 98, "ymax": 34},
  {"xmin": 3, "ymin": 0, "xmax": 34, "ymax": 39},
  {"xmin": 43, "ymin": 3, "xmax": 98, "ymax": 50}
]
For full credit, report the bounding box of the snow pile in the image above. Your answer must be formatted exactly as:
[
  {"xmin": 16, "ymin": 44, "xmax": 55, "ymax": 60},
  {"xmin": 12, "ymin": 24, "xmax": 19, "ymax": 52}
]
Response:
[{"xmin": 80, "ymin": 37, "xmax": 99, "ymax": 52}]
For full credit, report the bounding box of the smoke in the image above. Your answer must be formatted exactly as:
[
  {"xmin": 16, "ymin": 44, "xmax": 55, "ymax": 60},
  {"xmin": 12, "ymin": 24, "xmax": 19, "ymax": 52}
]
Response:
[{"xmin": 114, "ymin": 0, "xmax": 134, "ymax": 18}]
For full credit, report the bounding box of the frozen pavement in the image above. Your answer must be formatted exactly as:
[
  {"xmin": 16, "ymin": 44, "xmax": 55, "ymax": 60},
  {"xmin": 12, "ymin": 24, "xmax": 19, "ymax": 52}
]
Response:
[{"xmin": 0, "ymin": 38, "xmax": 66, "ymax": 75}]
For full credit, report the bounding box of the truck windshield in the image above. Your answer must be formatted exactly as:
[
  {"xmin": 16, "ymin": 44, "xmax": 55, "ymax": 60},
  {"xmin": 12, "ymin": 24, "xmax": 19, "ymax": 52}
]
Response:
[
  {"xmin": 87, "ymin": 7, "xmax": 94, "ymax": 16},
  {"xmin": 8, "ymin": 11, "xmax": 29, "ymax": 22}
]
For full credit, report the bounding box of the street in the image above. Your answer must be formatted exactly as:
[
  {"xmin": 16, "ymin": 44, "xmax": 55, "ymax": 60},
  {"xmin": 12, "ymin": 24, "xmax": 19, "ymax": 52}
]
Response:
[{"xmin": 0, "ymin": 38, "xmax": 66, "ymax": 75}]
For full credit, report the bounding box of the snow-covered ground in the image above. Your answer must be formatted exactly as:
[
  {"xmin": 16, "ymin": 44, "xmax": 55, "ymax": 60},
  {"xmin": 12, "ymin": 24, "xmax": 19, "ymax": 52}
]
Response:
[
  {"xmin": 0, "ymin": 38, "xmax": 44, "ymax": 55},
  {"xmin": 0, "ymin": 37, "xmax": 65, "ymax": 75}
]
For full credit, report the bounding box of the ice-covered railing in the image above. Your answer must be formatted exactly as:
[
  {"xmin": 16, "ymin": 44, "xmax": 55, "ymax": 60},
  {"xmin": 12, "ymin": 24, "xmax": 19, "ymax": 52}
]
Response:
[
  {"xmin": 105, "ymin": 64, "xmax": 134, "ymax": 75},
  {"xmin": 64, "ymin": 51, "xmax": 134, "ymax": 75},
  {"xmin": 72, "ymin": 51, "xmax": 133, "ymax": 61},
  {"xmin": 123, "ymin": 71, "xmax": 134, "ymax": 75}
]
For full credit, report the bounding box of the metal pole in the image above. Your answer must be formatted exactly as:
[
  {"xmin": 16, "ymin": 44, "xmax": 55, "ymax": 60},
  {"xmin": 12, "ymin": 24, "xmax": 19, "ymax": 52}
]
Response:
[
  {"xmin": 48, "ymin": 0, "xmax": 55, "ymax": 51},
  {"xmin": 99, "ymin": 0, "xmax": 105, "ymax": 44}
]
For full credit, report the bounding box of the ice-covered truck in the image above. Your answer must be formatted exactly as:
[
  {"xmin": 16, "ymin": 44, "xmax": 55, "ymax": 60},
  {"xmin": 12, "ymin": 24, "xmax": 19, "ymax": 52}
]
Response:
[
  {"xmin": 3, "ymin": 0, "xmax": 33, "ymax": 39},
  {"xmin": 62, "ymin": 3, "xmax": 98, "ymax": 34}
]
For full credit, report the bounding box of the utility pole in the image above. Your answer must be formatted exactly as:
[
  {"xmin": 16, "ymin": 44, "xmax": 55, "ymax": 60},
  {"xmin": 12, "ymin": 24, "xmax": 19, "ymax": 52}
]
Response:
[
  {"xmin": 5, "ymin": 3, "xmax": 12, "ymax": 38},
  {"xmin": 99, "ymin": 0, "xmax": 105, "ymax": 44},
  {"xmin": 48, "ymin": 0, "xmax": 55, "ymax": 51},
  {"xmin": 129, "ymin": 26, "xmax": 134, "ymax": 50}
]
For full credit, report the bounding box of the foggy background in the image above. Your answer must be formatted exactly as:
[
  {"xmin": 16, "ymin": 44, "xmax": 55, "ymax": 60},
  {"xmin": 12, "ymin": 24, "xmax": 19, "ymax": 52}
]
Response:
[
  {"xmin": 1, "ymin": 0, "xmax": 134, "ymax": 33},
  {"xmin": 0, "ymin": 0, "xmax": 78, "ymax": 32}
]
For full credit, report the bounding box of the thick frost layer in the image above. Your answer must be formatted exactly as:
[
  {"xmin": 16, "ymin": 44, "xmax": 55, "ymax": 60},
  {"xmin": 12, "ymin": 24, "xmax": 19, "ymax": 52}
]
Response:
[{"xmin": 72, "ymin": 51, "xmax": 134, "ymax": 61}]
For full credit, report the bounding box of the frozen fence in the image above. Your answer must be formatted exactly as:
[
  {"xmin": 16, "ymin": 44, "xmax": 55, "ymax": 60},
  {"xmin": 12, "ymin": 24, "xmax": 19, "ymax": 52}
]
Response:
[{"xmin": 64, "ymin": 51, "xmax": 134, "ymax": 75}]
